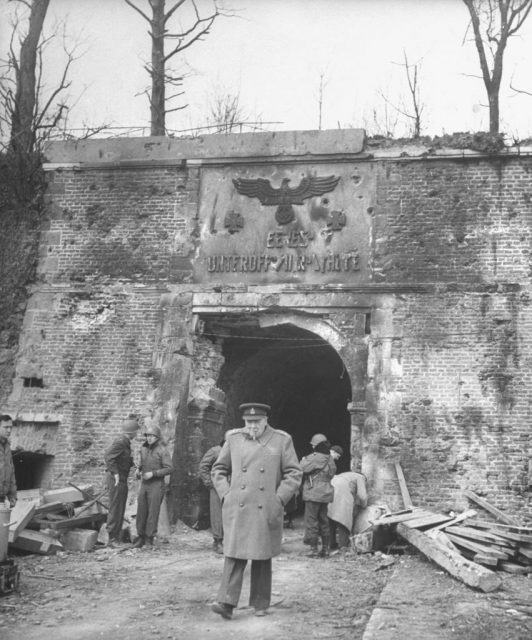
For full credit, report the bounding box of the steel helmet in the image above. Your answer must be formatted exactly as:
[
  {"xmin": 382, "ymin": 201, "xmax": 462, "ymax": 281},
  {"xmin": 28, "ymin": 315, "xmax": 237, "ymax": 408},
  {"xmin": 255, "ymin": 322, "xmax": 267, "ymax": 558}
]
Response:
[
  {"xmin": 144, "ymin": 425, "xmax": 162, "ymax": 439},
  {"xmin": 310, "ymin": 433, "xmax": 327, "ymax": 447}
]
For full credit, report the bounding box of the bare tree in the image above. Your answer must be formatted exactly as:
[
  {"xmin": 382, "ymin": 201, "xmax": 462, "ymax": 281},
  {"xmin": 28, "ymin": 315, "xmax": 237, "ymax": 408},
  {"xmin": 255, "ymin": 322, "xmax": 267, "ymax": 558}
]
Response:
[
  {"xmin": 207, "ymin": 89, "xmax": 246, "ymax": 133},
  {"xmin": 124, "ymin": 0, "xmax": 224, "ymax": 136},
  {"xmin": 376, "ymin": 50, "xmax": 425, "ymax": 138},
  {"xmin": 462, "ymin": 0, "xmax": 532, "ymax": 134},
  {"xmin": 0, "ymin": 0, "xmax": 81, "ymax": 188},
  {"xmin": 378, "ymin": 50, "xmax": 424, "ymax": 138},
  {"xmin": 5, "ymin": 0, "xmax": 50, "ymax": 158}
]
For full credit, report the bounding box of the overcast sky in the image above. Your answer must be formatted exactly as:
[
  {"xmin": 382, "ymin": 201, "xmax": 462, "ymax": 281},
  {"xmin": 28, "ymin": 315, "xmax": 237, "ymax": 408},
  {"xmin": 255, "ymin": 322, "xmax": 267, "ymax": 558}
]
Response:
[{"xmin": 2, "ymin": 0, "xmax": 532, "ymax": 138}]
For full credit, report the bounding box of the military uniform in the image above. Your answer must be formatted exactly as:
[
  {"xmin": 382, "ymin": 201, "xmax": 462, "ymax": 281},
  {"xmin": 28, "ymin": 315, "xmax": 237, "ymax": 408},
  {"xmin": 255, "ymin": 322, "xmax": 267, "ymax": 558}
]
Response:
[
  {"xmin": 199, "ymin": 444, "xmax": 223, "ymax": 550},
  {"xmin": 136, "ymin": 438, "xmax": 172, "ymax": 542},
  {"xmin": 211, "ymin": 404, "xmax": 302, "ymax": 618},
  {"xmin": 0, "ymin": 435, "xmax": 16, "ymax": 507},
  {"xmin": 104, "ymin": 425, "xmax": 137, "ymax": 541}
]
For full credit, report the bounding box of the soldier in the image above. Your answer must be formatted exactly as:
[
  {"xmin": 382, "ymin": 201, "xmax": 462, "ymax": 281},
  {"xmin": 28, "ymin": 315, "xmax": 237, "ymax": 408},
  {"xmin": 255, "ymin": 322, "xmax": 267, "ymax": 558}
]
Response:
[
  {"xmin": 300, "ymin": 433, "xmax": 336, "ymax": 558},
  {"xmin": 211, "ymin": 403, "xmax": 302, "ymax": 620},
  {"xmin": 132, "ymin": 424, "xmax": 172, "ymax": 549},
  {"xmin": 0, "ymin": 415, "xmax": 17, "ymax": 509},
  {"xmin": 104, "ymin": 415, "xmax": 139, "ymax": 545},
  {"xmin": 198, "ymin": 434, "xmax": 226, "ymax": 554}
]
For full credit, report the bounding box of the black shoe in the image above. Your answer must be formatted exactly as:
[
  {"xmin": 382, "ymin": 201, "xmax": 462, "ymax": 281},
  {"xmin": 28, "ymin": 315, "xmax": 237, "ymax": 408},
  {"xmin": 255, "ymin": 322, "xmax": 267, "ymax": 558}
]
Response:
[
  {"xmin": 211, "ymin": 602, "xmax": 233, "ymax": 620},
  {"xmin": 213, "ymin": 540, "xmax": 223, "ymax": 555},
  {"xmin": 145, "ymin": 537, "xmax": 154, "ymax": 547},
  {"xmin": 132, "ymin": 536, "xmax": 145, "ymax": 549}
]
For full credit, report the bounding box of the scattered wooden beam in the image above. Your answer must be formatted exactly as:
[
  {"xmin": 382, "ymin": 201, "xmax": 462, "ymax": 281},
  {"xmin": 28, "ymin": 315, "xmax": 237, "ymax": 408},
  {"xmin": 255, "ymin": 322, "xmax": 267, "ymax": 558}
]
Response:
[
  {"xmin": 445, "ymin": 525, "xmax": 516, "ymax": 548},
  {"xmin": 463, "ymin": 491, "xmax": 519, "ymax": 526},
  {"xmin": 430, "ymin": 509, "xmax": 477, "ymax": 532},
  {"xmin": 499, "ymin": 562, "xmax": 532, "ymax": 575},
  {"xmin": 10, "ymin": 529, "xmax": 63, "ymax": 555},
  {"xmin": 403, "ymin": 513, "xmax": 454, "ymax": 530},
  {"xmin": 42, "ymin": 485, "xmax": 93, "ymax": 505},
  {"xmin": 8, "ymin": 501, "xmax": 36, "ymax": 543},
  {"xmin": 397, "ymin": 523, "xmax": 502, "ymax": 592},
  {"xmin": 446, "ymin": 533, "xmax": 510, "ymax": 560},
  {"xmin": 394, "ymin": 462, "xmax": 413, "ymax": 508},
  {"xmin": 44, "ymin": 512, "xmax": 107, "ymax": 531},
  {"xmin": 372, "ymin": 508, "xmax": 428, "ymax": 526}
]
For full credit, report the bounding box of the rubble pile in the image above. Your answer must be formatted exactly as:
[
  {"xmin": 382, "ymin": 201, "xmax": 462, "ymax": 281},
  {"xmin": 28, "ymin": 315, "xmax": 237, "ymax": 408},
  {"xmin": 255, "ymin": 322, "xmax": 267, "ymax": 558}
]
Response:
[
  {"xmin": 8, "ymin": 483, "xmax": 107, "ymax": 555},
  {"xmin": 371, "ymin": 490, "xmax": 532, "ymax": 593}
]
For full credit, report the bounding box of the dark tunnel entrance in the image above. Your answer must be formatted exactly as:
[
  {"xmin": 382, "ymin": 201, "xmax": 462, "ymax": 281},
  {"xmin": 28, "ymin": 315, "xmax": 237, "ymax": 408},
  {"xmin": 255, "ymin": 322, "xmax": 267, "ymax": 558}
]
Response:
[{"xmin": 207, "ymin": 316, "xmax": 353, "ymax": 472}]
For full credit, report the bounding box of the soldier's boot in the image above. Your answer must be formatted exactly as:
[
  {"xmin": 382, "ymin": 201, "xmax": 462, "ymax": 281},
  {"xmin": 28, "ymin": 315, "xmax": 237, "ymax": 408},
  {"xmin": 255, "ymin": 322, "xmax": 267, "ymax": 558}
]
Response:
[
  {"xmin": 319, "ymin": 536, "xmax": 330, "ymax": 558},
  {"xmin": 145, "ymin": 536, "xmax": 154, "ymax": 547},
  {"xmin": 306, "ymin": 541, "xmax": 320, "ymax": 557},
  {"xmin": 132, "ymin": 536, "xmax": 145, "ymax": 549},
  {"xmin": 213, "ymin": 540, "xmax": 223, "ymax": 555}
]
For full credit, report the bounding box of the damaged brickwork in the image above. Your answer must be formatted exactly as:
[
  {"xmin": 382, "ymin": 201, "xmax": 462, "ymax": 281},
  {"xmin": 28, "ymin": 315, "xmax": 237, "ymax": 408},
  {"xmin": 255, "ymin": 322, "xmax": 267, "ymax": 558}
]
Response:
[{"xmin": 2, "ymin": 131, "xmax": 532, "ymax": 523}]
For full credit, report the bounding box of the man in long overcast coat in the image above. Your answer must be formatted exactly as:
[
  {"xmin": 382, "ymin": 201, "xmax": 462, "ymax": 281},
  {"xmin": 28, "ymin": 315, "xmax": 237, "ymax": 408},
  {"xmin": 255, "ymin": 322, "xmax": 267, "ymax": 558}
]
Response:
[{"xmin": 210, "ymin": 403, "xmax": 302, "ymax": 619}]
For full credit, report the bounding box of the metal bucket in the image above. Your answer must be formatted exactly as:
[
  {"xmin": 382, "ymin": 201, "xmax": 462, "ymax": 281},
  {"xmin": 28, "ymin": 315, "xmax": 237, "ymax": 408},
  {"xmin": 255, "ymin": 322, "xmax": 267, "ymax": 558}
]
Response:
[{"xmin": 0, "ymin": 507, "xmax": 10, "ymax": 562}]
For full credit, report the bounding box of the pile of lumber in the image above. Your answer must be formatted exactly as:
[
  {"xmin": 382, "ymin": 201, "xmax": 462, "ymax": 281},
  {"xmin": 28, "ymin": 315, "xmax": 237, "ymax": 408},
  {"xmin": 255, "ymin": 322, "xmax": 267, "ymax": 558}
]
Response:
[
  {"xmin": 8, "ymin": 483, "xmax": 107, "ymax": 555},
  {"xmin": 372, "ymin": 490, "xmax": 532, "ymax": 593}
]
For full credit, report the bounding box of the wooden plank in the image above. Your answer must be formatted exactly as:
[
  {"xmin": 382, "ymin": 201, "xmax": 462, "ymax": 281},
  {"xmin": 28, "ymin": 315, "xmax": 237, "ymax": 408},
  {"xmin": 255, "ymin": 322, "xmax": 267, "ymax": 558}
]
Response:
[
  {"xmin": 445, "ymin": 525, "xmax": 517, "ymax": 548},
  {"xmin": 394, "ymin": 462, "xmax": 413, "ymax": 508},
  {"xmin": 45, "ymin": 512, "xmax": 106, "ymax": 531},
  {"xmin": 16, "ymin": 489, "xmax": 42, "ymax": 503},
  {"xmin": 446, "ymin": 533, "xmax": 510, "ymax": 560},
  {"xmin": 463, "ymin": 491, "xmax": 519, "ymax": 526},
  {"xmin": 471, "ymin": 520, "xmax": 532, "ymax": 535},
  {"xmin": 468, "ymin": 524, "xmax": 532, "ymax": 543},
  {"xmin": 499, "ymin": 562, "xmax": 532, "ymax": 575},
  {"xmin": 8, "ymin": 501, "xmax": 36, "ymax": 543},
  {"xmin": 517, "ymin": 547, "xmax": 532, "ymax": 560},
  {"xmin": 42, "ymin": 485, "xmax": 93, "ymax": 504},
  {"xmin": 9, "ymin": 529, "xmax": 63, "ymax": 555},
  {"xmin": 33, "ymin": 502, "xmax": 67, "ymax": 516},
  {"xmin": 473, "ymin": 553, "xmax": 499, "ymax": 567},
  {"xmin": 430, "ymin": 509, "xmax": 477, "ymax": 532},
  {"xmin": 373, "ymin": 508, "xmax": 431, "ymax": 526},
  {"xmin": 397, "ymin": 523, "xmax": 502, "ymax": 592},
  {"xmin": 403, "ymin": 513, "xmax": 454, "ymax": 529}
]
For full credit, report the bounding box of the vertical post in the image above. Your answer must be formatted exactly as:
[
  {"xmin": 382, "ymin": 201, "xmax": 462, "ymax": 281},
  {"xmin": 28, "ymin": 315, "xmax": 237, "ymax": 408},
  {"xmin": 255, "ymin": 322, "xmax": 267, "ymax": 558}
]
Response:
[{"xmin": 348, "ymin": 401, "xmax": 366, "ymax": 471}]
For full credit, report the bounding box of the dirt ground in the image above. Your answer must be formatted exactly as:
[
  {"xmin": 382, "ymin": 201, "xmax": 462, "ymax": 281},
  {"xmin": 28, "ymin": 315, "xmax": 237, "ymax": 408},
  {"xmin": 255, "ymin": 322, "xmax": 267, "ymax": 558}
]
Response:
[{"xmin": 1, "ymin": 519, "xmax": 532, "ymax": 640}]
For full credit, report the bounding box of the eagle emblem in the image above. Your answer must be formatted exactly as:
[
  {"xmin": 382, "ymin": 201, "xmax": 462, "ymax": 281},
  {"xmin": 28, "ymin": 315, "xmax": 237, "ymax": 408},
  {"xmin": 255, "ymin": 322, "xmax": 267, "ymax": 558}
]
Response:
[{"xmin": 232, "ymin": 175, "xmax": 340, "ymax": 225}]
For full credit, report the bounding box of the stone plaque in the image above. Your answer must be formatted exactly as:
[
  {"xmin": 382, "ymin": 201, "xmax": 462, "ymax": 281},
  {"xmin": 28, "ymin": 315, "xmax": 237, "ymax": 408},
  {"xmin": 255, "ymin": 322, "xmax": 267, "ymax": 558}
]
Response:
[{"xmin": 194, "ymin": 163, "xmax": 373, "ymax": 285}]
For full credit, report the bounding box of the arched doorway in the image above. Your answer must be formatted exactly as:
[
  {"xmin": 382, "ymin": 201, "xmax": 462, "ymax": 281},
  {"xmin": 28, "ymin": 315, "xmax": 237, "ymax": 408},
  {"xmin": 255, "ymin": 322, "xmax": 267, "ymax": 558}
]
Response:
[{"xmin": 207, "ymin": 319, "xmax": 352, "ymax": 471}]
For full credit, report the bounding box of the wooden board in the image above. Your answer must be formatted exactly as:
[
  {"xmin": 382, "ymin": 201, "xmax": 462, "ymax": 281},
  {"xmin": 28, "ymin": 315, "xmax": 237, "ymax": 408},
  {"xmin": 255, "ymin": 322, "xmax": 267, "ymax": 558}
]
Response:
[
  {"xmin": 45, "ymin": 512, "xmax": 107, "ymax": 531},
  {"xmin": 9, "ymin": 529, "xmax": 63, "ymax": 555},
  {"xmin": 397, "ymin": 523, "xmax": 502, "ymax": 592},
  {"xmin": 8, "ymin": 501, "xmax": 36, "ymax": 543},
  {"xmin": 463, "ymin": 491, "xmax": 519, "ymax": 526},
  {"xmin": 473, "ymin": 553, "xmax": 498, "ymax": 567},
  {"xmin": 446, "ymin": 533, "xmax": 511, "ymax": 560},
  {"xmin": 373, "ymin": 509, "xmax": 430, "ymax": 526},
  {"xmin": 33, "ymin": 502, "xmax": 68, "ymax": 516},
  {"xmin": 395, "ymin": 462, "xmax": 413, "ymax": 508},
  {"xmin": 499, "ymin": 562, "xmax": 532, "ymax": 574},
  {"xmin": 42, "ymin": 485, "xmax": 93, "ymax": 505},
  {"xmin": 445, "ymin": 525, "xmax": 517, "ymax": 548},
  {"xmin": 403, "ymin": 513, "xmax": 454, "ymax": 530},
  {"xmin": 430, "ymin": 509, "xmax": 477, "ymax": 532}
]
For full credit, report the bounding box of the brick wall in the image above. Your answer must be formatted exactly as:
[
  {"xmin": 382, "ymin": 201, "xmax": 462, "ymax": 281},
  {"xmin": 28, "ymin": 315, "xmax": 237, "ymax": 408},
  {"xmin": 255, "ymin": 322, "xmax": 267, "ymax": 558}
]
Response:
[{"xmin": 5, "ymin": 136, "xmax": 532, "ymax": 520}]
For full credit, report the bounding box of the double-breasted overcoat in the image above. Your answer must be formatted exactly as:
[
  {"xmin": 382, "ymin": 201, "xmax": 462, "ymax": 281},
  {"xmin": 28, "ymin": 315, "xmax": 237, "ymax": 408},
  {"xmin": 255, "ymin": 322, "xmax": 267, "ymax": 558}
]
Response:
[{"xmin": 212, "ymin": 425, "xmax": 302, "ymax": 560}]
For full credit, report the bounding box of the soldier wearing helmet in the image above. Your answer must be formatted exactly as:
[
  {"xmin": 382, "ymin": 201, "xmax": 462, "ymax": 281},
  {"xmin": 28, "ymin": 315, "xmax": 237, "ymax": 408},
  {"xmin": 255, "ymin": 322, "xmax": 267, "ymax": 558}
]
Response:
[
  {"xmin": 104, "ymin": 415, "xmax": 140, "ymax": 546},
  {"xmin": 132, "ymin": 422, "xmax": 173, "ymax": 549},
  {"xmin": 300, "ymin": 433, "xmax": 336, "ymax": 558}
]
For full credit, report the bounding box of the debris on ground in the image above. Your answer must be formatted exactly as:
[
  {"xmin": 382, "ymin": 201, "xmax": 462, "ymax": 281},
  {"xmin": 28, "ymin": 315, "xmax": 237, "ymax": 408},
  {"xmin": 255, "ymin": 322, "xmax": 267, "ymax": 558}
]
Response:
[
  {"xmin": 369, "ymin": 489, "xmax": 532, "ymax": 593},
  {"xmin": 8, "ymin": 483, "xmax": 107, "ymax": 556}
]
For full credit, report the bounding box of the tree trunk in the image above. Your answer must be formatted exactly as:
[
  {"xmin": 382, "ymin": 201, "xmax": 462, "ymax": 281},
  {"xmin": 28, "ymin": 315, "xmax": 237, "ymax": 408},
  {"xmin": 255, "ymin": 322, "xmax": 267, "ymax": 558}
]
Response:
[
  {"xmin": 10, "ymin": 0, "xmax": 50, "ymax": 155},
  {"xmin": 488, "ymin": 91, "xmax": 500, "ymax": 134},
  {"xmin": 150, "ymin": 0, "xmax": 166, "ymax": 136}
]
